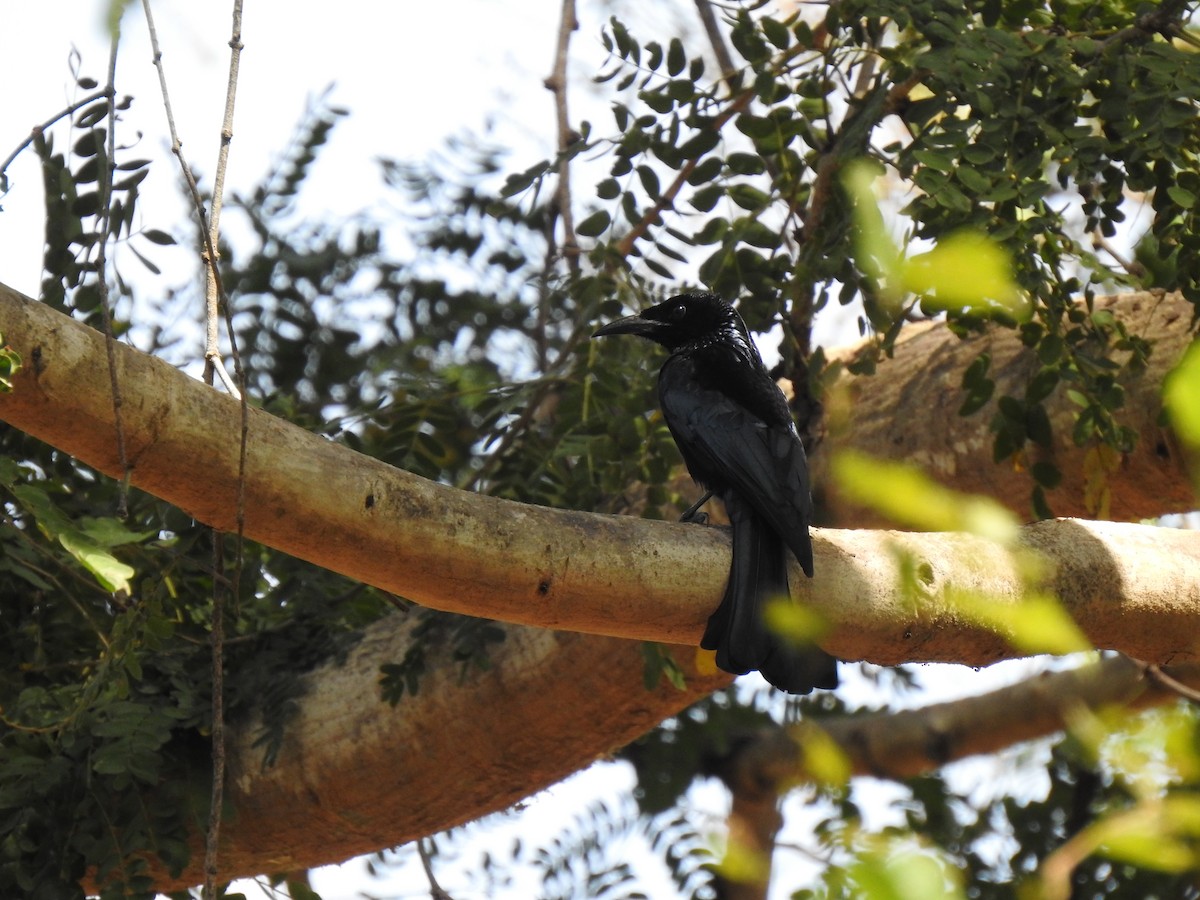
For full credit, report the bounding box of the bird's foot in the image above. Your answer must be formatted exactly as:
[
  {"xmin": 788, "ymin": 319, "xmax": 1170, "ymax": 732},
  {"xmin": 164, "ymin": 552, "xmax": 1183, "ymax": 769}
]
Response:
[{"xmin": 678, "ymin": 490, "xmax": 714, "ymax": 525}]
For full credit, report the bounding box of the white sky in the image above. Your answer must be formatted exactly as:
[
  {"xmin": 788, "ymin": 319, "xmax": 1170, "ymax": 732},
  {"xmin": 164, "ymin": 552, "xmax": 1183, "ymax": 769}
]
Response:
[{"xmin": 1, "ymin": 3, "xmax": 1061, "ymax": 898}]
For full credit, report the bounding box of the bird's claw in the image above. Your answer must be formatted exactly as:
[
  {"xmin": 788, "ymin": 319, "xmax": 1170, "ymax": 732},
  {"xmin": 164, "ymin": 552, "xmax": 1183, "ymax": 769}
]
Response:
[{"xmin": 679, "ymin": 489, "xmax": 714, "ymax": 525}]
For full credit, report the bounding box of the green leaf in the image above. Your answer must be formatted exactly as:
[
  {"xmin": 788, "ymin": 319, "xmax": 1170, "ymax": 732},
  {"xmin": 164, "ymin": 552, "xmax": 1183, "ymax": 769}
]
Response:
[
  {"xmin": 141, "ymin": 228, "xmax": 175, "ymax": 245},
  {"xmin": 727, "ymin": 183, "xmax": 770, "ymax": 211},
  {"xmin": 1164, "ymin": 338, "xmax": 1200, "ymax": 449},
  {"xmin": 0, "ymin": 337, "xmax": 22, "ymax": 393},
  {"xmin": 576, "ymin": 210, "xmax": 611, "ymax": 237},
  {"xmin": 1031, "ymin": 460, "xmax": 1062, "ymax": 488},
  {"xmin": 690, "ymin": 184, "xmax": 723, "ymax": 213},
  {"xmin": 959, "ymin": 352, "xmax": 993, "ymax": 415},
  {"xmin": 77, "ymin": 516, "xmax": 156, "ymax": 548},
  {"xmin": 761, "ymin": 17, "xmax": 791, "ymax": 50},
  {"xmin": 831, "ymin": 450, "xmax": 1020, "ymax": 542},
  {"xmin": 842, "ymin": 159, "xmax": 905, "ymax": 316},
  {"xmin": 1167, "ymin": 185, "xmax": 1197, "ymax": 208},
  {"xmin": 948, "ymin": 588, "xmax": 1092, "ymax": 656},
  {"xmin": 667, "ymin": 38, "xmax": 686, "ymax": 77},
  {"xmin": 58, "ymin": 529, "xmax": 136, "ymax": 594},
  {"xmin": 904, "ymin": 231, "xmax": 1026, "ymax": 319}
]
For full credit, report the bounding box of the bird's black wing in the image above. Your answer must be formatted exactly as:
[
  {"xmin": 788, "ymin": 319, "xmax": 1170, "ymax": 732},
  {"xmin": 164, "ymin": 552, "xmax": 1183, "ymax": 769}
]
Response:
[{"xmin": 658, "ymin": 355, "xmax": 814, "ymax": 576}]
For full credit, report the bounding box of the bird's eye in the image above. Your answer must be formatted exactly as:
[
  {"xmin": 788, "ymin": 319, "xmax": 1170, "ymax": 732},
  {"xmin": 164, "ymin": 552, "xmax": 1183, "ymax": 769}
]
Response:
[{"xmin": 669, "ymin": 303, "xmax": 687, "ymax": 320}]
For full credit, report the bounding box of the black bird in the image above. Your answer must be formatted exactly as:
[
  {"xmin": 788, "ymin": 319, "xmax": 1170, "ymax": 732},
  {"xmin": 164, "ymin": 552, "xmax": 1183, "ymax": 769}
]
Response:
[{"xmin": 593, "ymin": 291, "xmax": 837, "ymax": 694}]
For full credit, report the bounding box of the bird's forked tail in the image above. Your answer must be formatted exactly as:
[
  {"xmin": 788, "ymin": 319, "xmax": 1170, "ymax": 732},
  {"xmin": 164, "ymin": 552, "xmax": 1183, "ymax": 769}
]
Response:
[{"xmin": 700, "ymin": 504, "xmax": 837, "ymax": 694}]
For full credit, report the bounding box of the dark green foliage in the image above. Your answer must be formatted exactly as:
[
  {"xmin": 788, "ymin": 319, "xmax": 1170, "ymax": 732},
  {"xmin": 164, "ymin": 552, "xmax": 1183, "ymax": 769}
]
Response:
[
  {"xmin": 550, "ymin": 0, "xmax": 1192, "ymax": 517},
  {"xmin": 28, "ymin": 60, "xmax": 174, "ymax": 328}
]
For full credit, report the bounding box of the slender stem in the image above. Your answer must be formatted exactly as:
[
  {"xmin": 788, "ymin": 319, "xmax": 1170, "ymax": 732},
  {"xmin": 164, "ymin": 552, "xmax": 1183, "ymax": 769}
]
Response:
[
  {"xmin": 94, "ymin": 27, "xmax": 131, "ymax": 519},
  {"xmin": 140, "ymin": 0, "xmax": 240, "ymax": 399},
  {"xmin": 141, "ymin": 1, "xmax": 248, "ymax": 893},
  {"xmin": 201, "ymin": 6, "xmax": 247, "ymax": 896},
  {"xmin": 204, "ymin": 531, "xmax": 227, "ymax": 900},
  {"xmin": 537, "ymin": 0, "xmax": 580, "ymax": 374},
  {"xmin": 1141, "ymin": 662, "xmax": 1200, "ymax": 704},
  {"xmin": 204, "ymin": 1, "xmax": 244, "ymax": 377},
  {"xmin": 418, "ymin": 838, "xmax": 455, "ymax": 900},
  {"xmin": 0, "ymin": 90, "xmax": 108, "ymax": 185},
  {"xmin": 545, "ymin": 0, "xmax": 580, "ymax": 275},
  {"xmin": 694, "ymin": 0, "xmax": 736, "ymax": 80}
]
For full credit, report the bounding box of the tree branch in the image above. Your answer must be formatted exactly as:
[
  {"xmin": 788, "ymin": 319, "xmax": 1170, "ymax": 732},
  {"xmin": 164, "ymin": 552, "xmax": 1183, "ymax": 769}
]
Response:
[
  {"xmin": 720, "ymin": 655, "xmax": 1197, "ymax": 797},
  {"xmin": 1, "ymin": 282, "xmax": 1197, "ymax": 670},
  {"xmin": 815, "ymin": 290, "xmax": 1197, "ymax": 524},
  {"xmin": 104, "ymin": 621, "xmax": 730, "ymax": 891}
]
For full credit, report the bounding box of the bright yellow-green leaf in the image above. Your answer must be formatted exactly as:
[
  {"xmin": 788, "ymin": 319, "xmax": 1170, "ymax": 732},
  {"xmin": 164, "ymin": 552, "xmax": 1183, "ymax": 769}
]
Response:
[
  {"xmin": 714, "ymin": 835, "xmax": 770, "ymax": 885},
  {"xmin": 832, "ymin": 450, "xmax": 1020, "ymax": 542},
  {"xmin": 902, "ymin": 230, "xmax": 1028, "ymax": 319},
  {"xmin": 694, "ymin": 647, "xmax": 720, "ymax": 677},
  {"xmin": 105, "ymin": 0, "xmax": 134, "ymax": 38},
  {"xmin": 842, "ymin": 161, "xmax": 1027, "ymax": 325},
  {"xmin": 1163, "ymin": 338, "xmax": 1200, "ymax": 449},
  {"xmin": 78, "ymin": 516, "xmax": 157, "ymax": 548},
  {"xmin": 948, "ymin": 588, "xmax": 1092, "ymax": 656},
  {"xmin": 0, "ymin": 334, "xmax": 21, "ymax": 394},
  {"xmin": 1093, "ymin": 797, "xmax": 1200, "ymax": 872},
  {"xmin": 58, "ymin": 530, "xmax": 136, "ymax": 594},
  {"xmin": 1099, "ymin": 830, "xmax": 1195, "ymax": 872},
  {"xmin": 765, "ymin": 595, "xmax": 829, "ymax": 643},
  {"xmin": 1082, "ymin": 706, "xmax": 1200, "ymax": 798},
  {"xmin": 842, "ymin": 159, "xmax": 905, "ymax": 313},
  {"xmin": 789, "ymin": 720, "xmax": 853, "ymax": 787},
  {"xmin": 847, "ymin": 841, "xmax": 965, "ymax": 900}
]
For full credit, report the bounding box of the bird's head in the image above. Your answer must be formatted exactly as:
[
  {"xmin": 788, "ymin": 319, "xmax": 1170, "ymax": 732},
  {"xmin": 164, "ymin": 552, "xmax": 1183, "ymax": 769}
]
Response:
[{"xmin": 592, "ymin": 291, "xmax": 745, "ymax": 352}]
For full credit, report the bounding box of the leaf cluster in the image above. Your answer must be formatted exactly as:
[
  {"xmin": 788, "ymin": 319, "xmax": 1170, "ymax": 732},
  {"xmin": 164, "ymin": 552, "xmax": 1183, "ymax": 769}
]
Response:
[
  {"xmin": 28, "ymin": 60, "xmax": 175, "ymax": 328},
  {"xmin": 524, "ymin": 0, "xmax": 1198, "ymax": 517}
]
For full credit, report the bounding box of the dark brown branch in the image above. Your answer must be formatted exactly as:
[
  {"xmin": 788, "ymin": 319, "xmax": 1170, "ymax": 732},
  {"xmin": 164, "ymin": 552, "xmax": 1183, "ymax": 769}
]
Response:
[
  {"xmin": 721, "ymin": 656, "xmax": 1197, "ymax": 795},
  {"xmin": 694, "ymin": 0, "xmax": 737, "ymax": 81}
]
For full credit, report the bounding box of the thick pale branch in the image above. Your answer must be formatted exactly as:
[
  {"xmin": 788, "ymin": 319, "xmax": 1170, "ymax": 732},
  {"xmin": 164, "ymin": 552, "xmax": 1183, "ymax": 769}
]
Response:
[
  {"xmin": 817, "ymin": 291, "xmax": 1197, "ymax": 523},
  {"xmin": 135, "ymin": 623, "xmax": 728, "ymax": 890},
  {"xmin": 1, "ymin": 283, "xmax": 1198, "ymax": 668}
]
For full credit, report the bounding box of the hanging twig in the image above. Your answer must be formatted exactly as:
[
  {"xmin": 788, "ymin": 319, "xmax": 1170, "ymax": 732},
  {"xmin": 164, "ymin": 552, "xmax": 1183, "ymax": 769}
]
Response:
[
  {"xmin": 545, "ymin": 0, "xmax": 580, "ymax": 273},
  {"xmin": 140, "ymin": 2, "xmax": 248, "ymax": 895},
  {"xmin": 203, "ymin": 0, "xmax": 245, "ymax": 388},
  {"xmin": 1141, "ymin": 661, "xmax": 1200, "ymax": 704},
  {"xmin": 94, "ymin": 29, "xmax": 132, "ymax": 519},
  {"xmin": 202, "ymin": 5, "xmax": 247, "ymax": 898},
  {"xmin": 417, "ymin": 837, "xmax": 456, "ymax": 900}
]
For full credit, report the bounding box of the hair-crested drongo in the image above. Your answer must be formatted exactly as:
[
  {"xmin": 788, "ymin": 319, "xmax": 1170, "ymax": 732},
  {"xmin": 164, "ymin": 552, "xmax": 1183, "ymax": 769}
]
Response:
[{"xmin": 593, "ymin": 291, "xmax": 837, "ymax": 694}]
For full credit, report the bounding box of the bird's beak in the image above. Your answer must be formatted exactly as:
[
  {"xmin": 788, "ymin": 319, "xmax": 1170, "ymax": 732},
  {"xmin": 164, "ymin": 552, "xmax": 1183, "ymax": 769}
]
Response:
[{"xmin": 592, "ymin": 314, "xmax": 663, "ymax": 340}]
